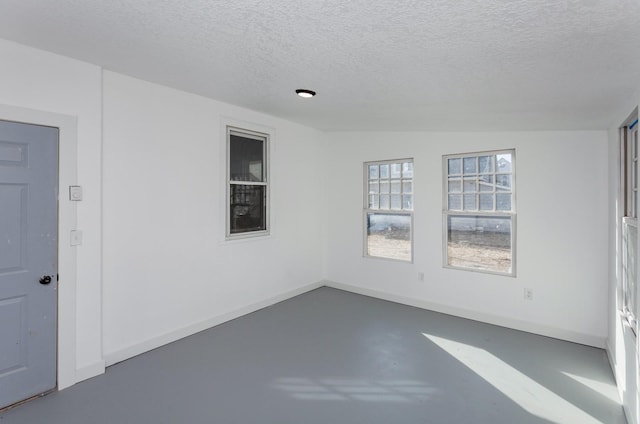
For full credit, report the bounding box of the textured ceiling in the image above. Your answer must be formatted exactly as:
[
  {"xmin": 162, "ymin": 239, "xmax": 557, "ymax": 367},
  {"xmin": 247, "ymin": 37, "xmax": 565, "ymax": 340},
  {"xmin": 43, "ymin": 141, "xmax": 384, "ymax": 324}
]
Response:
[{"xmin": 0, "ymin": 0, "xmax": 638, "ymax": 130}]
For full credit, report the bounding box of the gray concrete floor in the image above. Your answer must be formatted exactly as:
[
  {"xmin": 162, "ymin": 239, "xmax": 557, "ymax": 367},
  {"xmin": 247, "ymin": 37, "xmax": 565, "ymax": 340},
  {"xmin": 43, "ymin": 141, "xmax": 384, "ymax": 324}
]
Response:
[{"xmin": 0, "ymin": 287, "xmax": 626, "ymax": 423}]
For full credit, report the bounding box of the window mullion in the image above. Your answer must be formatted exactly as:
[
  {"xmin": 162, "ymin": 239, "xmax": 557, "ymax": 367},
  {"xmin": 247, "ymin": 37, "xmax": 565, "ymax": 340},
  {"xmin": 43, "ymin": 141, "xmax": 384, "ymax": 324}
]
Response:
[{"xmin": 229, "ymin": 181, "xmax": 267, "ymax": 186}]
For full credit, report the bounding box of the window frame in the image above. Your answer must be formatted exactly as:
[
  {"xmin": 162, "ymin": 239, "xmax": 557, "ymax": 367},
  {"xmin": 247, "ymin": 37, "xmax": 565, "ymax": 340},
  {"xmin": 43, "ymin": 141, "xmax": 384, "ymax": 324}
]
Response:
[
  {"xmin": 225, "ymin": 126, "xmax": 270, "ymax": 240},
  {"xmin": 621, "ymin": 116, "xmax": 638, "ymax": 336},
  {"xmin": 442, "ymin": 149, "xmax": 516, "ymax": 276},
  {"xmin": 363, "ymin": 158, "xmax": 414, "ymax": 263}
]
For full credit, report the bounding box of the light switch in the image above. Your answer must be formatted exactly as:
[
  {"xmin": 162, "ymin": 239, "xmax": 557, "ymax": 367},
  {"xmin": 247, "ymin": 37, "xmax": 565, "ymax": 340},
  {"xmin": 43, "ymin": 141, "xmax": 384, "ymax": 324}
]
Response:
[
  {"xmin": 70, "ymin": 230, "xmax": 83, "ymax": 246},
  {"xmin": 69, "ymin": 186, "xmax": 83, "ymax": 201}
]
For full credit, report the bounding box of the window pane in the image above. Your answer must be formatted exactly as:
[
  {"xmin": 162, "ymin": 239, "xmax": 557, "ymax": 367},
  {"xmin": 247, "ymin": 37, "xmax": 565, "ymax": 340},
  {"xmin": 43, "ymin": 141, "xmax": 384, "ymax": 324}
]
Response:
[
  {"xmin": 633, "ymin": 162, "xmax": 638, "ymax": 217},
  {"xmin": 369, "ymin": 194, "xmax": 379, "ymax": 209},
  {"xmin": 496, "ymin": 193, "xmax": 512, "ymax": 211},
  {"xmin": 380, "ymin": 164, "xmax": 389, "ymax": 179},
  {"xmin": 402, "ymin": 194, "xmax": 412, "ymax": 210},
  {"xmin": 623, "ymin": 223, "xmax": 637, "ymax": 329},
  {"xmin": 463, "ymin": 194, "xmax": 477, "ymax": 211},
  {"xmin": 479, "ymin": 156, "xmax": 493, "ymax": 173},
  {"xmin": 479, "ymin": 175, "xmax": 493, "ymax": 191},
  {"xmin": 380, "ymin": 194, "xmax": 390, "ymax": 209},
  {"xmin": 479, "ymin": 194, "xmax": 494, "ymax": 211},
  {"xmin": 447, "ymin": 215, "xmax": 512, "ymax": 273},
  {"xmin": 402, "ymin": 180, "xmax": 413, "ymax": 194},
  {"xmin": 391, "ymin": 194, "xmax": 401, "ymax": 209},
  {"xmin": 402, "ymin": 162, "xmax": 413, "ymax": 178},
  {"xmin": 496, "ymin": 174, "xmax": 511, "ymax": 191},
  {"xmin": 625, "ymin": 129, "xmax": 638, "ymax": 218},
  {"xmin": 497, "ymin": 154, "xmax": 512, "ymax": 172},
  {"xmin": 380, "ymin": 181, "xmax": 390, "ymax": 194},
  {"xmin": 367, "ymin": 213, "xmax": 411, "ymax": 261},
  {"xmin": 369, "ymin": 182, "xmax": 379, "ymax": 194},
  {"xmin": 463, "ymin": 157, "xmax": 477, "ymax": 174},
  {"xmin": 390, "ymin": 163, "xmax": 401, "ymax": 178},
  {"xmin": 369, "ymin": 164, "xmax": 379, "ymax": 180},
  {"xmin": 463, "ymin": 177, "xmax": 476, "ymax": 192},
  {"xmin": 391, "ymin": 180, "xmax": 401, "ymax": 194},
  {"xmin": 448, "ymin": 194, "xmax": 462, "ymax": 210},
  {"xmin": 448, "ymin": 158, "xmax": 462, "ymax": 175},
  {"xmin": 448, "ymin": 178, "xmax": 461, "ymax": 193},
  {"xmin": 229, "ymin": 134, "xmax": 264, "ymax": 182},
  {"xmin": 229, "ymin": 185, "xmax": 266, "ymax": 234}
]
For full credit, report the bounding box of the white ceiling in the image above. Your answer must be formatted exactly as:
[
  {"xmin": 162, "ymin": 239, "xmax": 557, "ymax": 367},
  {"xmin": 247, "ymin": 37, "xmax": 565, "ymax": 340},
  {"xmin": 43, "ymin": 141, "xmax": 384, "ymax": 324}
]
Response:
[{"xmin": 0, "ymin": 0, "xmax": 638, "ymax": 131}]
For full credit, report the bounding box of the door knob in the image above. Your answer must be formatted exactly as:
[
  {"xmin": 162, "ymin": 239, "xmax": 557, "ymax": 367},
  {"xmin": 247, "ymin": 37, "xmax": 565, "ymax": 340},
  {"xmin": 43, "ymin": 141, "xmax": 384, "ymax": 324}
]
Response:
[{"xmin": 39, "ymin": 275, "xmax": 52, "ymax": 285}]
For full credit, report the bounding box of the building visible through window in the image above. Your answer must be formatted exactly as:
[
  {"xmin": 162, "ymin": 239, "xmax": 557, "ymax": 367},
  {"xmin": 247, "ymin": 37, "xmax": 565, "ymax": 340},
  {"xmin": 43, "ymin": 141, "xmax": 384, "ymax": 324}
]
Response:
[
  {"xmin": 443, "ymin": 150, "xmax": 515, "ymax": 275},
  {"xmin": 364, "ymin": 159, "xmax": 413, "ymax": 262}
]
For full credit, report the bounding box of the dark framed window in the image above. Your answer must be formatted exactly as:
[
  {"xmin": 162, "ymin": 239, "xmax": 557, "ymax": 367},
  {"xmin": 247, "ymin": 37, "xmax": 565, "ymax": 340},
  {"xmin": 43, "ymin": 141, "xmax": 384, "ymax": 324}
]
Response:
[{"xmin": 226, "ymin": 127, "xmax": 268, "ymax": 238}]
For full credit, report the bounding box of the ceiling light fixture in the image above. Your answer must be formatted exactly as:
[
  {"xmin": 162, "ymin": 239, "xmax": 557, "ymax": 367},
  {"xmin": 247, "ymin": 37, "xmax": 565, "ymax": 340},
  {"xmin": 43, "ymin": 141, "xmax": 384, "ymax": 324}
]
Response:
[{"xmin": 296, "ymin": 89, "xmax": 316, "ymax": 98}]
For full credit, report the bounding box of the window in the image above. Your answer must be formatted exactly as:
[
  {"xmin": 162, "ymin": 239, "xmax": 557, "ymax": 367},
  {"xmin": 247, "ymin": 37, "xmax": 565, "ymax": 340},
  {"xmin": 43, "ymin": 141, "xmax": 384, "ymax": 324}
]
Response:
[
  {"xmin": 443, "ymin": 150, "xmax": 515, "ymax": 275},
  {"xmin": 226, "ymin": 127, "xmax": 268, "ymax": 238},
  {"xmin": 622, "ymin": 116, "xmax": 638, "ymax": 335},
  {"xmin": 364, "ymin": 159, "xmax": 413, "ymax": 262}
]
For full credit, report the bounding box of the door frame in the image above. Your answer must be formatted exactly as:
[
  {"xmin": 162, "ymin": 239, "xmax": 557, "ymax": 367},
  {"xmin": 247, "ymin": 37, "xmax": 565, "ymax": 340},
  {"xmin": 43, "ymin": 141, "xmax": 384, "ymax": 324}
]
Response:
[{"xmin": 0, "ymin": 104, "xmax": 78, "ymax": 390}]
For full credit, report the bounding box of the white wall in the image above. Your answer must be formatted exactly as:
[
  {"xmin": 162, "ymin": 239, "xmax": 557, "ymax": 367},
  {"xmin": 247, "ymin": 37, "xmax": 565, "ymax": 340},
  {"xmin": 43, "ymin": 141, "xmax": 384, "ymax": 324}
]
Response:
[
  {"xmin": 101, "ymin": 72, "xmax": 324, "ymax": 363},
  {"xmin": 0, "ymin": 39, "xmax": 104, "ymax": 386},
  {"xmin": 324, "ymin": 131, "xmax": 609, "ymax": 347}
]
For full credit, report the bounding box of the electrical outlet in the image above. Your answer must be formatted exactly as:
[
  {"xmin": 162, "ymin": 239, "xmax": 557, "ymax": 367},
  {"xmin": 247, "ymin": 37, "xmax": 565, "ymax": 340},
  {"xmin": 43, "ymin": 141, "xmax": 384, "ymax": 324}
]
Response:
[
  {"xmin": 418, "ymin": 272, "xmax": 425, "ymax": 282},
  {"xmin": 524, "ymin": 288, "xmax": 533, "ymax": 301},
  {"xmin": 69, "ymin": 185, "xmax": 83, "ymax": 201},
  {"xmin": 70, "ymin": 230, "xmax": 83, "ymax": 246}
]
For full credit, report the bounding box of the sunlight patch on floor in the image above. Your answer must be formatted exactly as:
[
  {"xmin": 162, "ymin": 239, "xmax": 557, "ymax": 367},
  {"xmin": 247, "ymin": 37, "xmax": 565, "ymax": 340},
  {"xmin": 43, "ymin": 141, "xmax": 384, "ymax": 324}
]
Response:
[
  {"xmin": 561, "ymin": 371, "xmax": 620, "ymax": 404},
  {"xmin": 423, "ymin": 333, "xmax": 600, "ymax": 424}
]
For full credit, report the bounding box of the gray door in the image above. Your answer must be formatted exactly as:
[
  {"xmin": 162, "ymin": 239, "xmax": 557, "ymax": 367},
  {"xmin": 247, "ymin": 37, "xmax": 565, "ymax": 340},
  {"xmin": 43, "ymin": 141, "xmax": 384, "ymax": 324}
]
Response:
[{"xmin": 0, "ymin": 120, "xmax": 58, "ymax": 409}]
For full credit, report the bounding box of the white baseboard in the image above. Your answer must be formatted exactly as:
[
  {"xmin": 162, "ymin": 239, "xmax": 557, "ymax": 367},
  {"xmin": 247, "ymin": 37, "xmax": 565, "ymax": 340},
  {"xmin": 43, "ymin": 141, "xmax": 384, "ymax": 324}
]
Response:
[
  {"xmin": 324, "ymin": 280, "xmax": 607, "ymax": 348},
  {"xmin": 103, "ymin": 281, "xmax": 324, "ymax": 367},
  {"xmin": 72, "ymin": 360, "xmax": 106, "ymax": 386}
]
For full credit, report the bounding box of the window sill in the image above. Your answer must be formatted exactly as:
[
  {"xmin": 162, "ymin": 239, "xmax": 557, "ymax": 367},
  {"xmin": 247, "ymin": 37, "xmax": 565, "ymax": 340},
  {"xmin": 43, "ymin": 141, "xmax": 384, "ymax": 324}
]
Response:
[
  {"xmin": 443, "ymin": 264, "xmax": 516, "ymax": 278},
  {"xmin": 363, "ymin": 254, "xmax": 413, "ymax": 264},
  {"xmin": 224, "ymin": 231, "xmax": 271, "ymax": 244}
]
